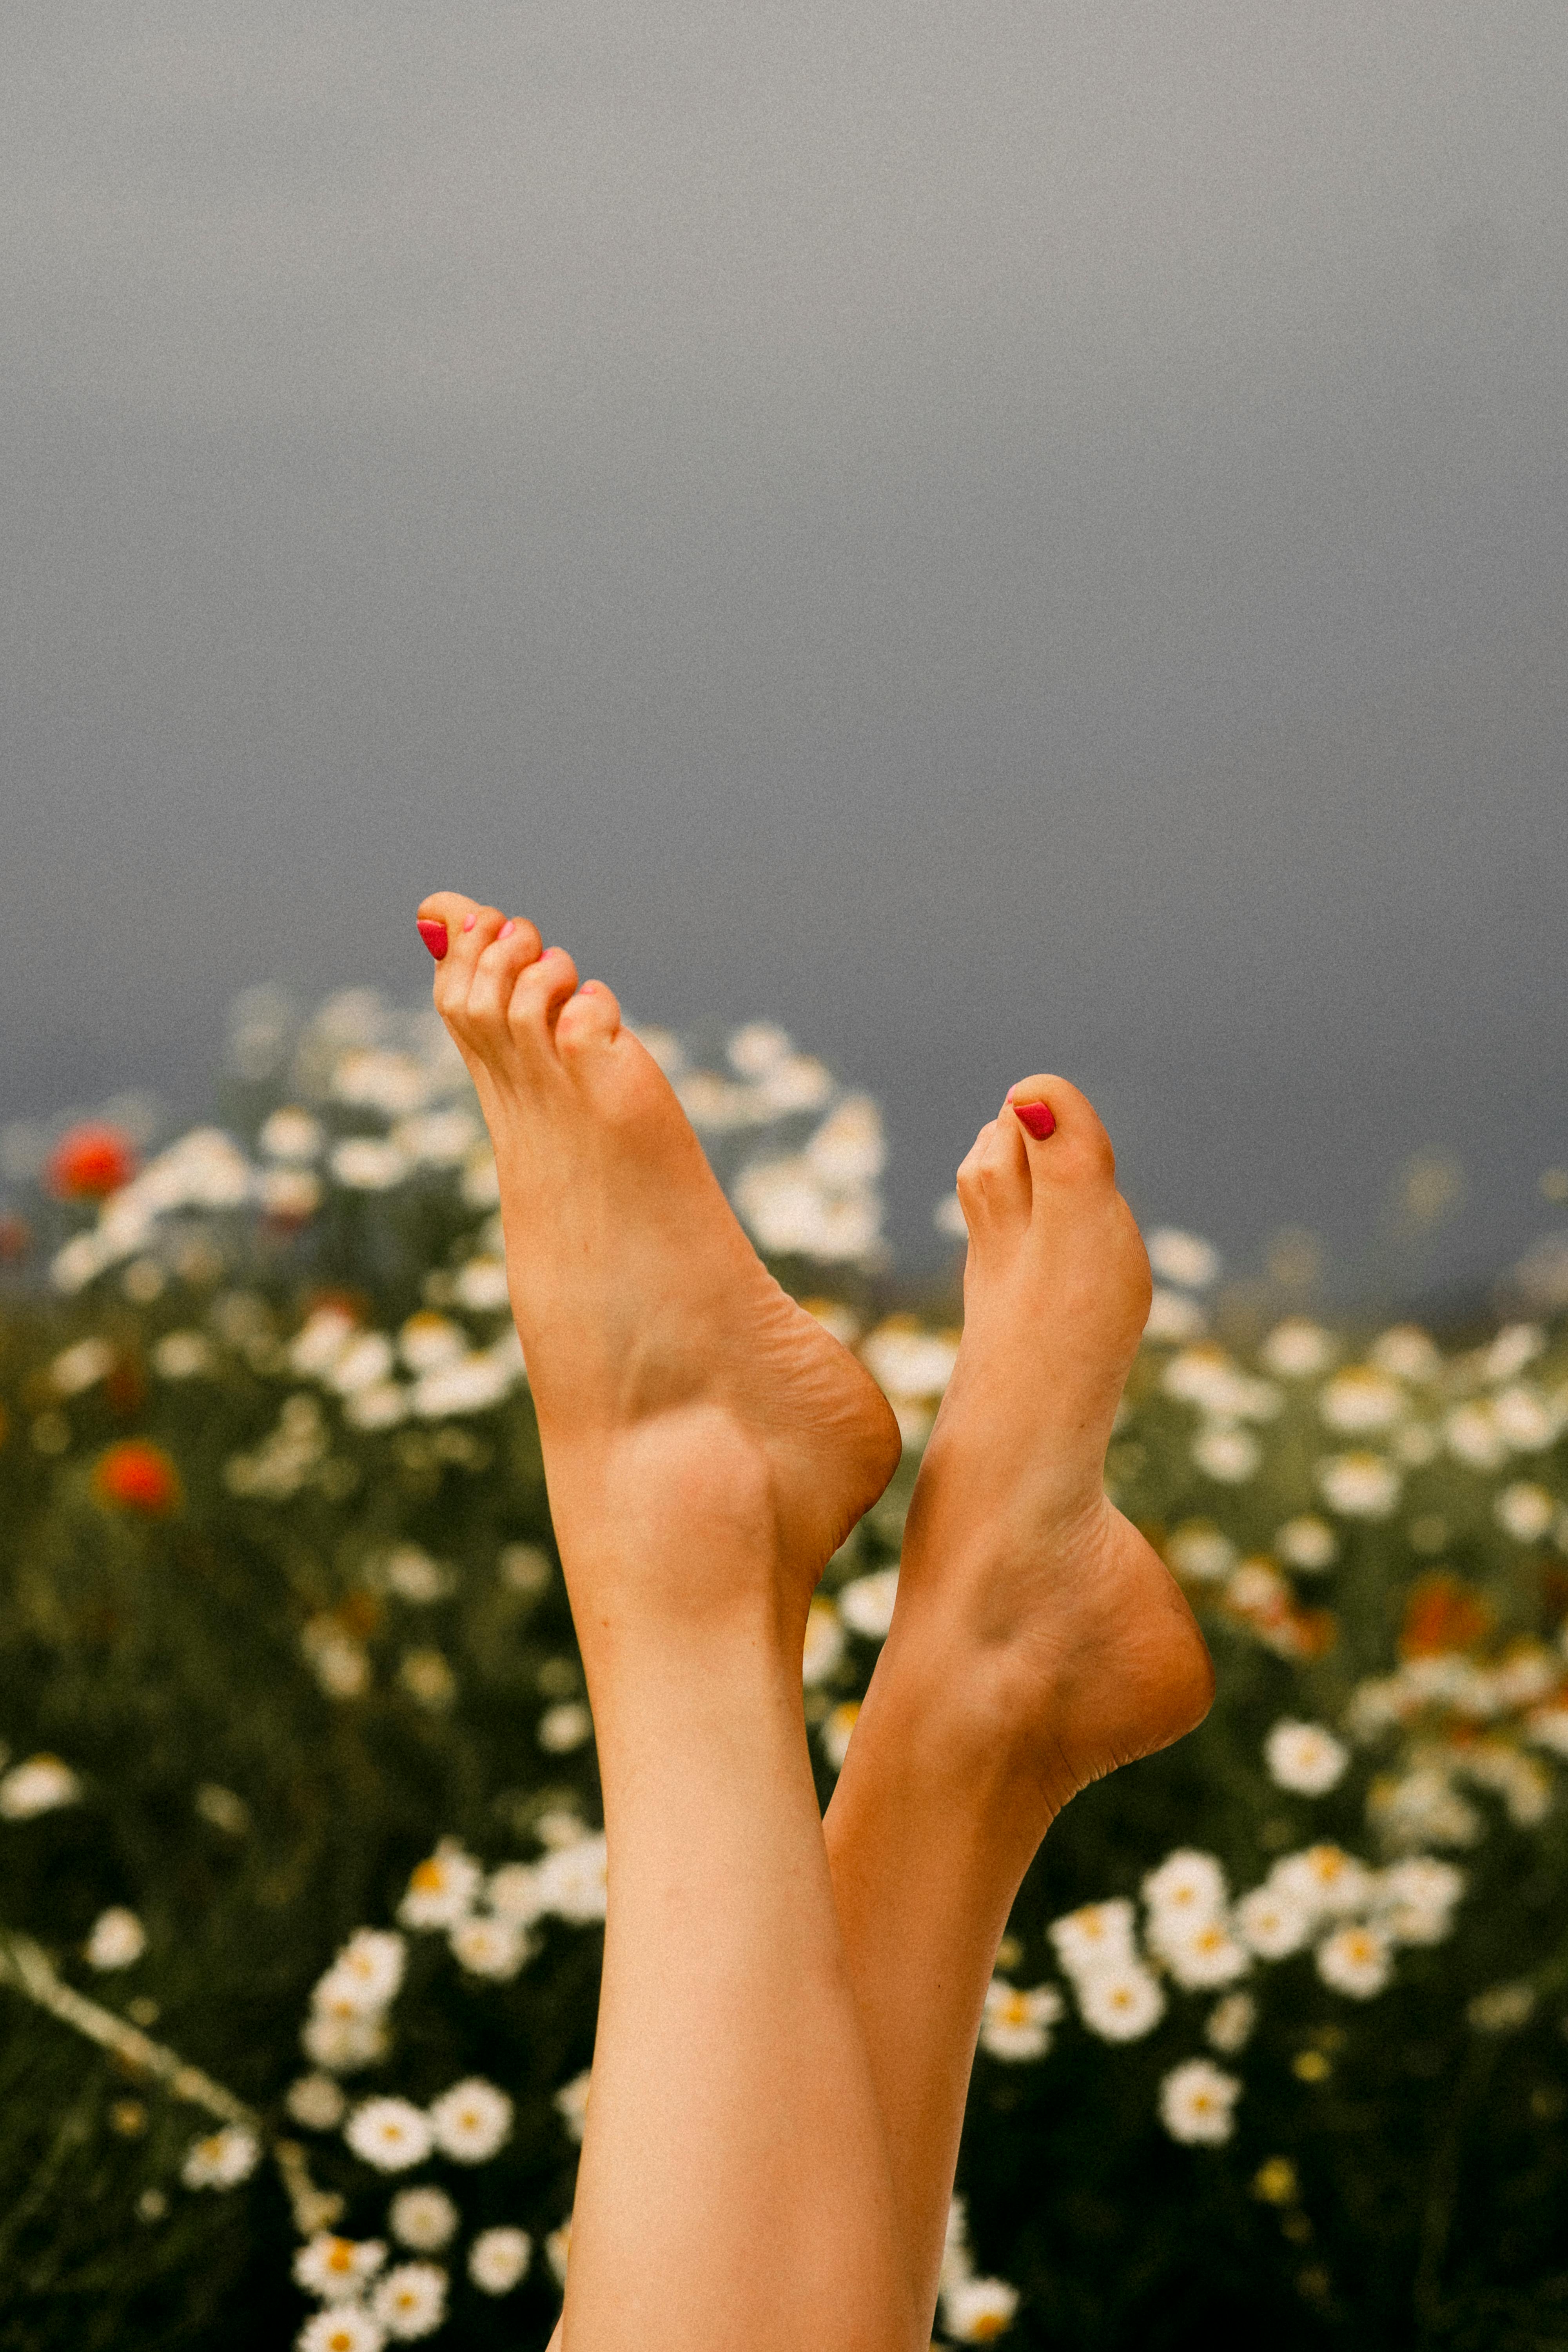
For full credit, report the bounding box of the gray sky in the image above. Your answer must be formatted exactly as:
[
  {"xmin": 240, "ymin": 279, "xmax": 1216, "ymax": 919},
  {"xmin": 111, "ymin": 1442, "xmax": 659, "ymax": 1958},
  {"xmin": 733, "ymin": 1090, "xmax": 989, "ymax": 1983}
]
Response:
[{"xmin": 4, "ymin": 1, "xmax": 1566, "ymax": 1294}]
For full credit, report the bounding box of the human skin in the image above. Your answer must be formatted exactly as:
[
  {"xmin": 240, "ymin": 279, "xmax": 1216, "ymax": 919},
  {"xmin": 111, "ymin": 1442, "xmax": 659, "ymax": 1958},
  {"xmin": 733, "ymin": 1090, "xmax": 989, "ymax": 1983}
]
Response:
[{"xmin": 416, "ymin": 893, "xmax": 1212, "ymax": 2348}]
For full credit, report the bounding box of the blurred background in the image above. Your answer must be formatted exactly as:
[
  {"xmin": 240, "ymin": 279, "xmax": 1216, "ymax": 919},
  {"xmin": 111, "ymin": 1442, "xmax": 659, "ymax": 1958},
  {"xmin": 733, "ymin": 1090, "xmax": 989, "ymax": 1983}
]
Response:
[
  {"xmin": 5, "ymin": 15, "xmax": 1568, "ymax": 2350},
  {"xmin": 4, "ymin": 0, "xmax": 1566, "ymax": 1296}
]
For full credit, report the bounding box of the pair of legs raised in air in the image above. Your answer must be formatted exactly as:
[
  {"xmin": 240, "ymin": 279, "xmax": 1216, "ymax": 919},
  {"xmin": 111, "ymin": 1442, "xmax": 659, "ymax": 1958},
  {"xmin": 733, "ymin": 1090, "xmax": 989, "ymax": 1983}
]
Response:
[{"xmin": 415, "ymin": 892, "xmax": 1215, "ymax": 2352}]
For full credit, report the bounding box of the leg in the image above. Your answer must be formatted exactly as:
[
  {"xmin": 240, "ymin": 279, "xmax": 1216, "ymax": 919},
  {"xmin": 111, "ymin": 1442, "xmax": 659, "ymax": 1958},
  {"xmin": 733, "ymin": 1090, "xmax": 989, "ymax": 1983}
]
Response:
[
  {"xmin": 417, "ymin": 895, "xmax": 917, "ymax": 2352},
  {"xmin": 825, "ymin": 1077, "xmax": 1214, "ymax": 2328}
]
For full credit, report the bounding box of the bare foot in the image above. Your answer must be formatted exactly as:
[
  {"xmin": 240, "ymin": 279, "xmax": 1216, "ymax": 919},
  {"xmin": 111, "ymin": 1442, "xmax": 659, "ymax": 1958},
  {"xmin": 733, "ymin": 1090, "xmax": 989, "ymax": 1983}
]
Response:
[
  {"xmin": 415, "ymin": 893, "xmax": 901, "ymax": 1657},
  {"xmin": 883, "ymin": 1075, "xmax": 1214, "ymax": 1820}
]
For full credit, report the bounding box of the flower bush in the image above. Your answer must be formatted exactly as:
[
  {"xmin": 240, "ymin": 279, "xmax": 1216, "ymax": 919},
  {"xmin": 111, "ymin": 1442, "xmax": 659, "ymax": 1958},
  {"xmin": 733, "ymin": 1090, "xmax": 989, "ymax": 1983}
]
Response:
[{"xmin": 0, "ymin": 985, "xmax": 1565, "ymax": 2350}]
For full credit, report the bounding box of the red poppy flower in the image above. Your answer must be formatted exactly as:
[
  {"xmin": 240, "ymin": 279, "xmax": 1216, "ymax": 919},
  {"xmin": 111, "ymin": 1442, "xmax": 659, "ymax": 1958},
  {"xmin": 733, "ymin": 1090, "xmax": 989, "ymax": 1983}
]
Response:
[
  {"xmin": 91, "ymin": 1440, "xmax": 182, "ymax": 1517},
  {"xmin": 46, "ymin": 1124, "xmax": 139, "ymax": 1201},
  {"xmin": 1400, "ymin": 1572, "xmax": 1491, "ymax": 1659}
]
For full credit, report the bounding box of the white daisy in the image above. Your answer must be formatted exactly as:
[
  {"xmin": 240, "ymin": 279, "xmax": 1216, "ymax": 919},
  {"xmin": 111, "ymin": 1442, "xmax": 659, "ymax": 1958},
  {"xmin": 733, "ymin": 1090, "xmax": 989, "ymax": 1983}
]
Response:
[
  {"xmin": 452, "ymin": 1254, "xmax": 511, "ymax": 1312},
  {"xmin": 838, "ymin": 1568, "xmax": 900, "ymax": 1639},
  {"xmin": 468, "ymin": 2227, "xmax": 532, "ymax": 2294},
  {"xmin": 1142, "ymin": 1850, "xmax": 1227, "ymax": 1926},
  {"xmin": 1370, "ymin": 1857, "xmax": 1465, "ymax": 1945},
  {"xmin": 323, "ymin": 1333, "xmax": 395, "ymax": 1397},
  {"xmin": 544, "ymin": 2218, "xmax": 572, "ymax": 2285},
  {"xmin": 1481, "ymin": 1324, "xmax": 1546, "ymax": 1383},
  {"xmin": 1367, "ymin": 1768, "xmax": 1483, "ymax": 1854},
  {"xmin": 296, "ymin": 2308, "xmax": 386, "ymax": 2352},
  {"xmin": 428, "ymin": 2078, "xmax": 513, "ymax": 2165},
  {"xmin": 1158, "ymin": 2058, "xmax": 1240, "ymax": 2144},
  {"xmin": 859, "ymin": 1321, "xmax": 958, "ymax": 1398},
  {"xmin": 259, "ymin": 1107, "xmax": 323, "ymax": 1162},
  {"xmin": 1152, "ymin": 1918, "xmax": 1251, "ymax": 1991},
  {"xmin": 378, "ymin": 1546, "xmax": 455, "ymax": 1603},
  {"xmin": 486, "ymin": 1862, "xmax": 547, "ymax": 1925},
  {"xmin": 397, "ymin": 1840, "xmax": 483, "ymax": 1930},
  {"xmin": 1319, "ymin": 1367, "xmax": 1405, "ymax": 1433},
  {"xmin": 1146, "ymin": 1229, "xmax": 1220, "ymax": 1289},
  {"xmin": 50, "ymin": 1337, "xmax": 114, "ymax": 1395},
  {"xmin": 398, "ymin": 1312, "xmax": 466, "ymax": 1375},
  {"xmin": 181, "ymin": 2126, "xmax": 260, "ymax": 2189},
  {"xmin": 1143, "ymin": 1286, "xmax": 1208, "ymax": 1343},
  {"xmin": 294, "ymin": 2234, "xmax": 388, "ymax": 2303},
  {"xmin": 1047, "ymin": 1900, "xmax": 1137, "ymax": 1978},
  {"xmin": 370, "ymin": 2262, "xmax": 446, "ymax": 2340},
  {"xmin": 1163, "ymin": 1524, "xmax": 1237, "ymax": 1585},
  {"xmin": 498, "ymin": 1543, "xmax": 552, "ymax": 1595},
  {"xmin": 0, "ymin": 1754, "xmax": 81, "ymax": 1819},
  {"xmin": 1204, "ymin": 1991, "xmax": 1257, "ymax": 2054},
  {"xmin": 802, "ymin": 1597, "xmax": 846, "ymax": 1685},
  {"xmin": 1466, "ymin": 1982, "xmax": 1535, "ymax": 2033},
  {"xmin": 301, "ymin": 2010, "xmax": 387, "ymax": 2074},
  {"xmin": 1275, "ymin": 1515, "xmax": 1338, "ymax": 1572},
  {"xmin": 392, "ymin": 1108, "xmax": 480, "ymax": 1167},
  {"xmin": 1526, "ymin": 1703, "xmax": 1568, "ymax": 1759},
  {"xmin": 533, "ymin": 1833, "xmax": 608, "ymax": 1924},
  {"xmin": 412, "ymin": 1352, "xmax": 517, "ymax": 1419},
  {"xmin": 1493, "ymin": 1384, "xmax": 1561, "ymax": 1451},
  {"xmin": 1264, "ymin": 1721, "xmax": 1349, "ymax": 1797},
  {"xmin": 1316, "ymin": 1450, "xmax": 1401, "ymax": 1519},
  {"xmin": 84, "ymin": 1907, "xmax": 146, "ymax": 1970},
  {"xmin": 344, "ymin": 1382, "xmax": 410, "ymax": 1430},
  {"xmin": 979, "ymin": 1981, "xmax": 1065, "ymax": 2062},
  {"xmin": 388, "ymin": 2187, "xmax": 458, "ymax": 2253},
  {"xmin": 942, "ymin": 2275, "xmax": 1021, "ymax": 2341},
  {"xmin": 820, "ymin": 1700, "xmax": 860, "ymax": 1771},
  {"xmin": 1259, "ymin": 1319, "xmax": 1337, "ymax": 1378},
  {"xmin": 1269, "ymin": 1844, "xmax": 1372, "ymax": 1920},
  {"xmin": 537, "ymin": 1701, "xmax": 593, "ymax": 1753},
  {"xmin": 449, "ymin": 1915, "xmax": 529, "ymax": 1980},
  {"xmin": 329, "ymin": 1138, "xmax": 409, "ymax": 1193},
  {"xmin": 1160, "ymin": 1347, "xmax": 1247, "ymax": 1411},
  {"xmin": 1443, "ymin": 1401, "xmax": 1508, "ymax": 1470},
  {"xmin": 1315, "ymin": 1924, "xmax": 1392, "ymax": 1998},
  {"xmin": 554, "ymin": 2068, "xmax": 592, "ymax": 2142},
  {"xmin": 1369, "ymin": 1325, "xmax": 1442, "ymax": 1383},
  {"xmin": 286, "ymin": 2075, "xmax": 348, "ymax": 2131},
  {"xmin": 344, "ymin": 2100, "xmax": 434, "ymax": 2174},
  {"xmin": 317, "ymin": 1930, "xmax": 406, "ymax": 2014},
  {"xmin": 1191, "ymin": 1424, "xmax": 1260, "ymax": 1483},
  {"xmin": 1073, "ymin": 1961, "xmax": 1166, "ymax": 2042},
  {"xmin": 1496, "ymin": 1483, "xmax": 1556, "ymax": 1542},
  {"xmin": 1235, "ymin": 1886, "xmax": 1314, "ymax": 1961},
  {"xmin": 152, "ymin": 1330, "xmax": 214, "ymax": 1379}
]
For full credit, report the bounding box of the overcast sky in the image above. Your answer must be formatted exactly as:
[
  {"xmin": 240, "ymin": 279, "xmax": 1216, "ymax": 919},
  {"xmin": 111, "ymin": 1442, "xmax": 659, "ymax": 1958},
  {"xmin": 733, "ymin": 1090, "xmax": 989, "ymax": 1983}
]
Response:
[{"xmin": 3, "ymin": 2, "xmax": 1565, "ymax": 1296}]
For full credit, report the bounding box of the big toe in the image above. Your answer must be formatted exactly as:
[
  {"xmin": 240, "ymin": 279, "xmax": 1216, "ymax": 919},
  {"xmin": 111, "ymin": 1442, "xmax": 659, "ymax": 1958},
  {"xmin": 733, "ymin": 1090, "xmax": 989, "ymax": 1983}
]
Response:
[{"xmin": 1006, "ymin": 1074, "xmax": 1118, "ymax": 1185}]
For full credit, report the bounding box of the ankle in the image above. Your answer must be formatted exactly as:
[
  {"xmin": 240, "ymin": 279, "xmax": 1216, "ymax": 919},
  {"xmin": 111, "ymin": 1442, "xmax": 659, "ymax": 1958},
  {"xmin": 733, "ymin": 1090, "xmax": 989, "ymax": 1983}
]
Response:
[{"xmin": 853, "ymin": 1630, "xmax": 1065, "ymax": 1848}]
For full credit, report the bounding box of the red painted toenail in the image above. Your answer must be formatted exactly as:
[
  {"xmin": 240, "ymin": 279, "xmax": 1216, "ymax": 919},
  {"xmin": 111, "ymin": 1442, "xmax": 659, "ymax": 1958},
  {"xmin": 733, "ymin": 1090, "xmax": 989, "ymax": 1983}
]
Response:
[
  {"xmin": 498, "ymin": 918, "xmax": 516, "ymax": 940},
  {"xmin": 416, "ymin": 919, "xmax": 448, "ymax": 961},
  {"xmin": 1013, "ymin": 1100, "xmax": 1056, "ymax": 1140},
  {"xmin": 462, "ymin": 913, "xmax": 477, "ymax": 932}
]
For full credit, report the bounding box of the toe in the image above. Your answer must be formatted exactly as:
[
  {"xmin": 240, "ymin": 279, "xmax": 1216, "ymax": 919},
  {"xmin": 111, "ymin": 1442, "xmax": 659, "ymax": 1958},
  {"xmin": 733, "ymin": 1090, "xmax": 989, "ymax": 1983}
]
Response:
[
  {"xmin": 556, "ymin": 979, "xmax": 623, "ymax": 1057},
  {"xmin": 507, "ymin": 944, "xmax": 581, "ymax": 1058},
  {"xmin": 955, "ymin": 1115, "xmax": 1032, "ymax": 1237},
  {"xmin": 1005, "ymin": 1074, "xmax": 1117, "ymax": 1184},
  {"xmin": 419, "ymin": 893, "xmax": 507, "ymax": 1026},
  {"xmin": 467, "ymin": 915, "xmax": 545, "ymax": 1034}
]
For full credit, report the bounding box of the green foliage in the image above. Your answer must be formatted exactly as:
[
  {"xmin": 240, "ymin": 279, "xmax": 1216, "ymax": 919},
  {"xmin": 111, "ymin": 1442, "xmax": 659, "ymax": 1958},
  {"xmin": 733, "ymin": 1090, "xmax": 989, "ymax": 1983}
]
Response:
[{"xmin": 1, "ymin": 994, "xmax": 1565, "ymax": 2349}]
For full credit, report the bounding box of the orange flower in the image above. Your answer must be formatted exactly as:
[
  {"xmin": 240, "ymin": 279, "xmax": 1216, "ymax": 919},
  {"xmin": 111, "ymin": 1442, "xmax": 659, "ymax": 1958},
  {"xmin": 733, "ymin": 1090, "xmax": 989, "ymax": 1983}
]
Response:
[
  {"xmin": 1400, "ymin": 1572, "xmax": 1492, "ymax": 1659},
  {"xmin": 46, "ymin": 1124, "xmax": 138, "ymax": 1200},
  {"xmin": 91, "ymin": 1440, "xmax": 182, "ymax": 1517},
  {"xmin": 1286, "ymin": 1606, "xmax": 1339, "ymax": 1659}
]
